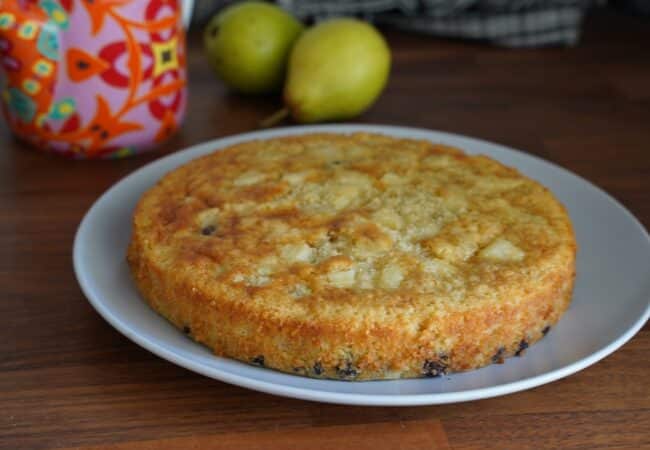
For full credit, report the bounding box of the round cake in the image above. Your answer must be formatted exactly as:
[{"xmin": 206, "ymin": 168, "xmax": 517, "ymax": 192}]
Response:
[{"xmin": 128, "ymin": 132, "xmax": 576, "ymax": 380}]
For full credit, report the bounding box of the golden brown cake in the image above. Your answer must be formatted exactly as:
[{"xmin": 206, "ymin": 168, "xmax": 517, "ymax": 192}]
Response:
[{"xmin": 127, "ymin": 132, "xmax": 576, "ymax": 380}]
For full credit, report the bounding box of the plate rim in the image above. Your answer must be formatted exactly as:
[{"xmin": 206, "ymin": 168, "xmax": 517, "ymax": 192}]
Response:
[{"xmin": 73, "ymin": 124, "xmax": 650, "ymax": 406}]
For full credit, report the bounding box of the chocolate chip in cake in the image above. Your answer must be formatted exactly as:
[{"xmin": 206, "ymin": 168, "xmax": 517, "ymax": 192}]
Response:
[
  {"xmin": 182, "ymin": 325, "xmax": 191, "ymax": 335},
  {"xmin": 422, "ymin": 358, "xmax": 448, "ymax": 377},
  {"xmin": 515, "ymin": 339, "xmax": 529, "ymax": 356},
  {"xmin": 313, "ymin": 362, "xmax": 324, "ymax": 375},
  {"xmin": 542, "ymin": 325, "xmax": 551, "ymax": 336},
  {"xmin": 201, "ymin": 225, "xmax": 216, "ymax": 236},
  {"xmin": 251, "ymin": 355, "xmax": 265, "ymax": 366},
  {"xmin": 336, "ymin": 362, "xmax": 358, "ymax": 379},
  {"xmin": 492, "ymin": 346, "xmax": 506, "ymax": 364}
]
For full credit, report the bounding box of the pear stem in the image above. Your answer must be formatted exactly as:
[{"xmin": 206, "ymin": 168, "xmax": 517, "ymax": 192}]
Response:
[{"xmin": 259, "ymin": 107, "xmax": 289, "ymax": 129}]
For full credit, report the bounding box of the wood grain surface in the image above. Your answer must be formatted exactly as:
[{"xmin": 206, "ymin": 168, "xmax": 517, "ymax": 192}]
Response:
[{"xmin": 1, "ymin": 8, "xmax": 648, "ymax": 450}]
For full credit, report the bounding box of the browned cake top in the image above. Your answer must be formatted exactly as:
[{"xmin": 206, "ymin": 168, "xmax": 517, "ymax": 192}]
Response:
[{"xmin": 133, "ymin": 133, "xmax": 575, "ymax": 330}]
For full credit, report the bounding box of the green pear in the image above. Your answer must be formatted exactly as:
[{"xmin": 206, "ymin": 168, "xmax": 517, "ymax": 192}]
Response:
[
  {"xmin": 204, "ymin": 2, "xmax": 303, "ymax": 94},
  {"xmin": 284, "ymin": 18, "xmax": 391, "ymax": 123}
]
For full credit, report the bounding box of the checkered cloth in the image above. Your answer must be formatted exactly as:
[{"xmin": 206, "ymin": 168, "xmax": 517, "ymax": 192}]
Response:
[{"xmin": 192, "ymin": 0, "xmax": 598, "ymax": 47}]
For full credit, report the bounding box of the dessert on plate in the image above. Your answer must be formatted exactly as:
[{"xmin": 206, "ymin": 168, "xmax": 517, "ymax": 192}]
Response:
[{"xmin": 128, "ymin": 132, "xmax": 576, "ymax": 380}]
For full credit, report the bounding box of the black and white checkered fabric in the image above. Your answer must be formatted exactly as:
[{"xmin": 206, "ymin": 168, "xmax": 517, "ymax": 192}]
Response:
[{"xmin": 192, "ymin": 0, "xmax": 599, "ymax": 47}]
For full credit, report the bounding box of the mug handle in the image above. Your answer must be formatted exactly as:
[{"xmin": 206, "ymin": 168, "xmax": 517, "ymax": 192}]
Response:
[{"xmin": 182, "ymin": 0, "xmax": 195, "ymax": 29}]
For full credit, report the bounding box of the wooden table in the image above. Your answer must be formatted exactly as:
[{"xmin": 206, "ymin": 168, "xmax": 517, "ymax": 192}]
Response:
[{"xmin": 2, "ymin": 8, "xmax": 648, "ymax": 450}]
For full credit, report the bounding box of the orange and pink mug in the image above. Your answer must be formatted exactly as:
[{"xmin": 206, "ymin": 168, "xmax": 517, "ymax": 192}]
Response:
[{"xmin": 0, "ymin": 0, "xmax": 193, "ymax": 158}]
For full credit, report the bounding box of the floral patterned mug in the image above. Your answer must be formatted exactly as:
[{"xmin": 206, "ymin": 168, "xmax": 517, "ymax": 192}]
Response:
[{"xmin": 0, "ymin": 0, "xmax": 194, "ymax": 158}]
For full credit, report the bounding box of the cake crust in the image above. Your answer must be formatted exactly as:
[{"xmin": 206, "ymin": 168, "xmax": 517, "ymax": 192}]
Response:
[{"xmin": 127, "ymin": 133, "xmax": 576, "ymax": 380}]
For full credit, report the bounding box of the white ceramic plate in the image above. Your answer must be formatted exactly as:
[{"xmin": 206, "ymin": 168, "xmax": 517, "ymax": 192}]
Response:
[{"xmin": 74, "ymin": 125, "xmax": 650, "ymax": 406}]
